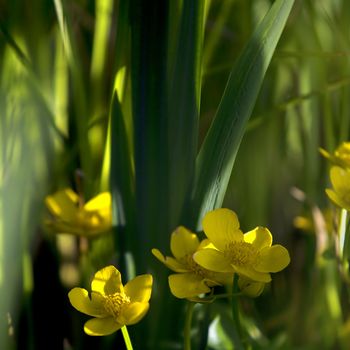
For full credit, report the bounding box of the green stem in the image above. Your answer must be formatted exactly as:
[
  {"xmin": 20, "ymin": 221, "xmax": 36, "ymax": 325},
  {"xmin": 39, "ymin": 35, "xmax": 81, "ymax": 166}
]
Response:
[
  {"xmin": 338, "ymin": 208, "xmax": 347, "ymax": 261},
  {"xmin": 231, "ymin": 274, "xmax": 245, "ymax": 350},
  {"xmin": 184, "ymin": 301, "xmax": 195, "ymax": 350},
  {"xmin": 121, "ymin": 325, "xmax": 133, "ymax": 350}
]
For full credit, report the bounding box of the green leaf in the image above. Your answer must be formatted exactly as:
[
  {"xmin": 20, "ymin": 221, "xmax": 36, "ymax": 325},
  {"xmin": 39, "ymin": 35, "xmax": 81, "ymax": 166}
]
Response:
[
  {"xmin": 110, "ymin": 89, "xmax": 135, "ymax": 277},
  {"xmin": 129, "ymin": 0, "xmax": 170, "ymax": 262},
  {"xmin": 190, "ymin": 0, "xmax": 295, "ymax": 227},
  {"xmin": 53, "ymin": 0, "xmax": 91, "ymax": 189},
  {"xmin": 168, "ymin": 0, "xmax": 205, "ymax": 228}
]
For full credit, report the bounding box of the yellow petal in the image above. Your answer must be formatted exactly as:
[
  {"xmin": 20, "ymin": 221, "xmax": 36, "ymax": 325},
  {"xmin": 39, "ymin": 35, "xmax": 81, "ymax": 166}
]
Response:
[
  {"xmin": 335, "ymin": 142, "xmax": 350, "ymax": 167},
  {"xmin": 170, "ymin": 226, "xmax": 199, "ymax": 260},
  {"xmin": 193, "ymin": 249, "xmax": 234, "ymax": 273},
  {"xmin": 243, "ymin": 227, "xmax": 272, "ymax": 250},
  {"xmin": 326, "ymin": 189, "xmax": 350, "ymax": 211},
  {"xmin": 168, "ymin": 273, "xmax": 211, "ymax": 298},
  {"xmin": 45, "ymin": 188, "xmax": 79, "ymax": 222},
  {"xmin": 198, "ymin": 238, "xmax": 216, "ymax": 250},
  {"xmin": 238, "ymin": 277, "xmax": 265, "ymax": 298},
  {"xmin": 337, "ymin": 142, "xmax": 350, "ymax": 153},
  {"xmin": 84, "ymin": 192, "xmax": 111, "ymax": 211},
  {"xmin": 124, "ymin": 274, "xmax": 153, "ymax": 303},
  {"xmin": 255, "ymin": 245, "xmax": 290, "ymax": 273},
  {"xmin": 68, "ymin": 288, "xmax": 106, "ymax": 317},
  {"xmin": 210, "ymin": 272, "xmax": 233, "ymax": 286},
  {"xmin": 234, "ymin": 265, "xmax": 271, "ymax": 283},
  {"xmin": 84, "ymin": 317, "xmax": 121, "ymax": 336},
  {"xmin": 202, "ymin": 208, "xmax": 243, "ymax": 251},
  {"xmin": 151, "ymin": 249, "xmax": 188, "ymax": 272},
  {"xmin": 330, "ymin": 166, "xmax": 350, "ymax": 194},
  {"xmin": 91, "ymin": 265, "xmax": 123, "ymax": 295},
  {"xmin": 118, "ymin": 302, "xmax": 150, "ymax": 325}
]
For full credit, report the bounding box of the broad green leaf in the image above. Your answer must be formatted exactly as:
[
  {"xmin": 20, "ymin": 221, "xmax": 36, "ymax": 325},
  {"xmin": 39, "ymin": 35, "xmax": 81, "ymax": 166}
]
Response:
[
  {"xmin": 129, "ymin": 2, "xmax": 174, "ymax": 347},
  {"xmin": 129, "ymin": 0, "xmax": 170, "ymax": 261},
  {"xmin": 190, "ymin": 0, "xmax": 295, "ymax": 227},
  {"xmin": 168, "ymin": 0, "xmax": 204, "ymax": 229}
]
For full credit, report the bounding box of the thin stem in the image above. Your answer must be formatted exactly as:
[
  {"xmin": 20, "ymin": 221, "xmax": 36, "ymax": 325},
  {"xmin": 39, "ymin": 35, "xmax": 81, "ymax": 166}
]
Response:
[
  {"xmin": 338, "ymin": 208, "xmax": 347, "ymax": 261},
  {"xmin": 184, "ymin": 301, "xmax": 195, "ymax": 350},
  {"xmin": 231, "ymin": 275, "xmax": 245, "ymax": 350},
  {"xmin": 121, "ymin": 325, "xmax": 133, "ymax": 350}
]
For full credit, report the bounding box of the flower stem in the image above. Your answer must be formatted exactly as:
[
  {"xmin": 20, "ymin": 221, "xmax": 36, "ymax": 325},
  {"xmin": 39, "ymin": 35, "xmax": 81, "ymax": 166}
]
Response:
[
  {"xmin": 184, "ymin": 301, "xmax": 195, "ymax": 350},
  {"xmin": 121, "ymin": 325, "xmax": 133, "ymax": 350},
  {"xmin": 231, "ymin": 274, "xmax": 244, "ymax": 350},
  {"xmin": 339, "ymin": 209, "xmax": 348, "ymax": 261}
]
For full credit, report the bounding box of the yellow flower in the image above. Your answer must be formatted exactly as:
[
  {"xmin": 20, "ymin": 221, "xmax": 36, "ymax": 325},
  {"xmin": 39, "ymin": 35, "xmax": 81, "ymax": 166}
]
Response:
[
  {"xmin": 326, "ymin": 166, "xmax": 350, "ymax": 211},
  {"xmin": 68, "ymin": 265, "xmax": 152, "ymax": 336},
  {"xmin": 45, "ymin": 188, "xmax": 112, "ymax": 237},
  {"xmin": 320, "ymin": 142, "xmax": 350, "ymax": 168},
  {"xmin": 293, "ymin": 209, "xmax": 333, "ymax": 234},
  {"xmin": 198, "ymin": 240, "xmax": 267, "ymax": 297},
  {"xmin": 193, "ymin": 208, "xmax": 290, "ymax": 283},
  {"xmin": 152, "ymin": 226, "xmax": 232, "ymax": 299}
]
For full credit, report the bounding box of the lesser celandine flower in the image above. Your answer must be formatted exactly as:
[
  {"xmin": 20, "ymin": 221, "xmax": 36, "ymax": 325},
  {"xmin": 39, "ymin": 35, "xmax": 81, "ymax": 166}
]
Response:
[
  {"xmin": 293, "ymin": 209, "xmax": 333, "ymax": 235},
  {"xmin": 152, "ymin": 226, "xmax": 231, "ymax": 299},
  {"xmin": 320, "ymin": 142, "xmax": 350, "ymax": 168},
  {"xmin": 45, "ymin": 188, "xmax": 112, "ymax": 237},
  {"xmin": 193, "ymin": 208, "xmax": 290, "ymax": 283},
  {"xmin": 68, "ymin": 265, "xmax": 152, "ymax": 336},
  {"xmin": 198, "ymin": 238, "xmax": 265, "ymax": 297},
  {"xmin": 326, "ymin": 166, "xmax": 350, "ymax": 211}
]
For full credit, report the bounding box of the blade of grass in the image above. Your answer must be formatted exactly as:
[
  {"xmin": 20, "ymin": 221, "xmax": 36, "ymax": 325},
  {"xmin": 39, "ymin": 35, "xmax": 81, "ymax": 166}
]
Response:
[
  {"xmin": 88, "ymin": 0, "xmax": 114, "ymax": 184},
  {"xmin": 190, "ymin": 0, "xmax": 295, "ymax": 227},
  {"xmin": 0, "ymin": 24, "xmax": 67, "ymax": 142},
  {"xmin": 202, "ymin": 0, "xmax": 234, "ymax": 73},
  {"xmin": 53, "ymin": 0, "xmax": 91, "ymax": 191},
  {"xmin": 110, "ymin": 87, "xmax": 135, "ymax": 277},
  {"xmin": 90, "ymin": 0, "xmax": 114, "ymax": 109}
]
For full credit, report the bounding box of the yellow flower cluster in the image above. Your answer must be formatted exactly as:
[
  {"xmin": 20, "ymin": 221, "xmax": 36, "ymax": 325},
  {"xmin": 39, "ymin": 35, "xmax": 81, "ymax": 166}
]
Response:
[
  {"xmin": 153, "ymin": 208, "xmax": 290, "ymax": 299},
  {"xmin": 69, "ymin": 266, "xmax": 152, "ymax": 336},
  {"xmin": 45, "ymin": 188, "xmax": 112, "ymax": 237}
]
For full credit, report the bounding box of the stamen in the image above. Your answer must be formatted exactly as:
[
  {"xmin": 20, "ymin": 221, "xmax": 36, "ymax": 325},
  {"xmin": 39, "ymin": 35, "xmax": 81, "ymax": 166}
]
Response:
[
  {"xmin": 224, "ymin": 241, "xmax": 258, "ymax": 266},
  {"xmin": 103, "ymin": 292, "xmax": 131, "ymax": 318}
]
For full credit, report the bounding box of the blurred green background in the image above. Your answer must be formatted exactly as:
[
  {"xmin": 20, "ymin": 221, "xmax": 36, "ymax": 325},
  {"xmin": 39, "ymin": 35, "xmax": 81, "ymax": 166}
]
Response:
[{"xmin": 1, "ymin": 0, "xmax": 350, "ymax": 349}]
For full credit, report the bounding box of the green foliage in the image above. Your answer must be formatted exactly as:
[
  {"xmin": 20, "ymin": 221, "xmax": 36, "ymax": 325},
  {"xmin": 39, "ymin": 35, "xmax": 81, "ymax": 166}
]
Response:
[{"xmin": 3, "ymin": 0, "xmax": 350, "ymax": 349}]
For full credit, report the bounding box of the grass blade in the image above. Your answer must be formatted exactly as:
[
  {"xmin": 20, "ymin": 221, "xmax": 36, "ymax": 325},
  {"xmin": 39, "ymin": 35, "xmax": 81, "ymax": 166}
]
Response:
[{"xmin": 190, "ymin": 0, "xmax": 295, "ymax": 227}]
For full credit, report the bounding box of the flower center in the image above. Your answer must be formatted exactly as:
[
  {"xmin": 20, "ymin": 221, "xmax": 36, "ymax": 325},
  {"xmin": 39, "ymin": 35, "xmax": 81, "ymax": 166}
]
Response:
[
  {"xmin": 103, "ymin": 292, "xmax": 131, "ymax": 319},
  {"xmin": 224, "ymin": 241, "xmax": 258, "ymax": 266}
]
